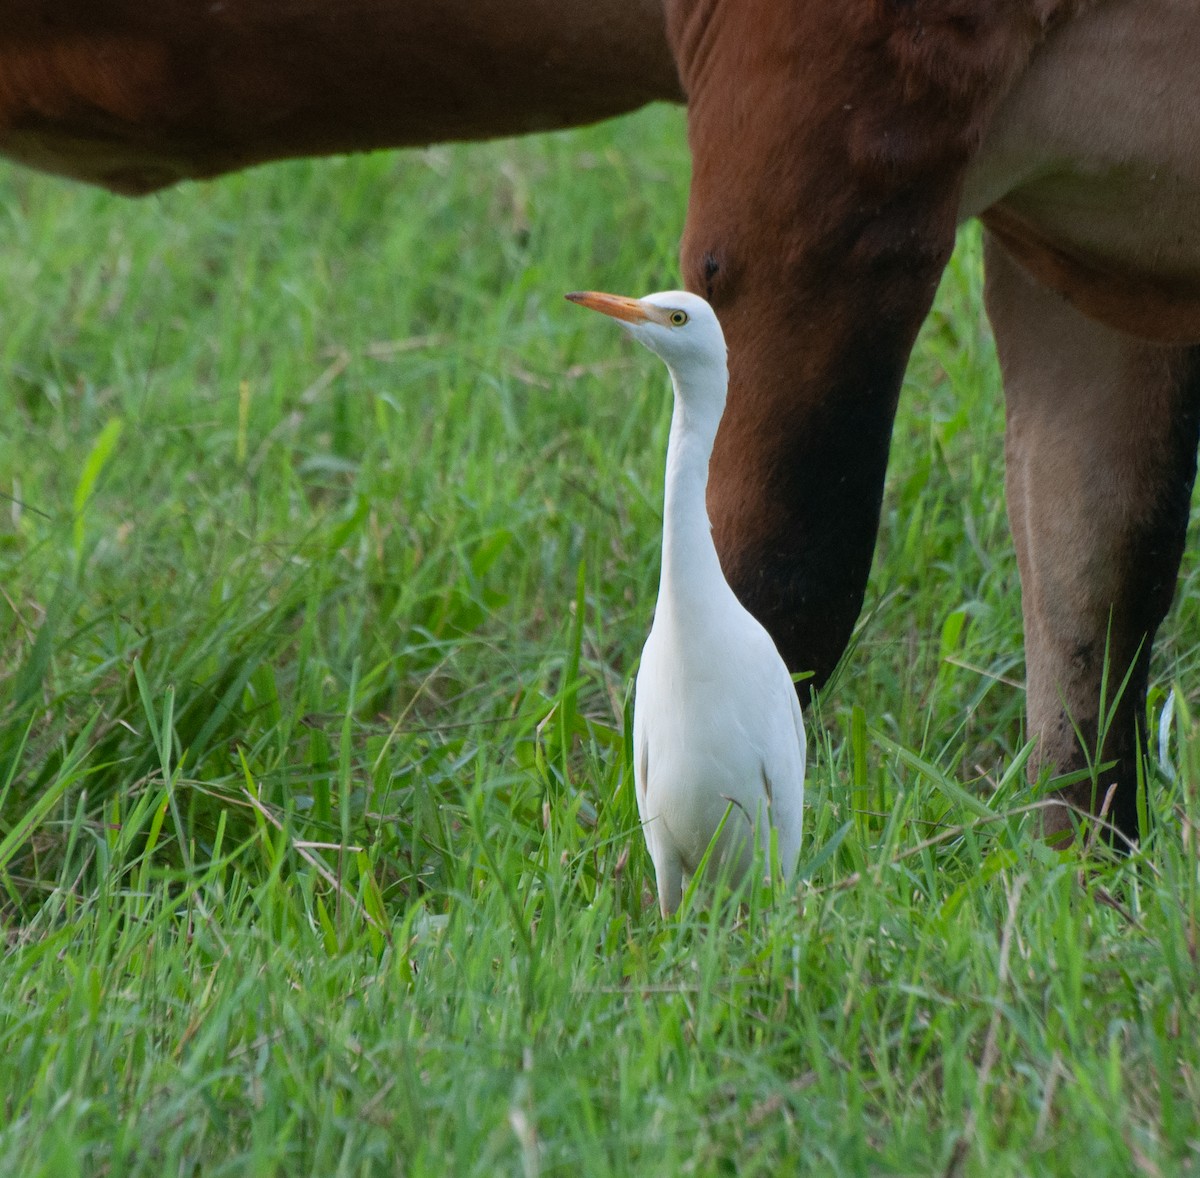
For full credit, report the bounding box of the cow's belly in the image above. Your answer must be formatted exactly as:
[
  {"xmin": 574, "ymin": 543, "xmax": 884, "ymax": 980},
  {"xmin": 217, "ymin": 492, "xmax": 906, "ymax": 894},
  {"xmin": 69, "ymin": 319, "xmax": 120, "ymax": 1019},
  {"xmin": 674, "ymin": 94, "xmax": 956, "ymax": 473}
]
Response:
[
  {"xmin": 962, "ymin": 0, "xmax": 1200, "ymax": 342},
  {"xmin": 0, "ymin": 1, "xmax": 679, "ymax": 195}
]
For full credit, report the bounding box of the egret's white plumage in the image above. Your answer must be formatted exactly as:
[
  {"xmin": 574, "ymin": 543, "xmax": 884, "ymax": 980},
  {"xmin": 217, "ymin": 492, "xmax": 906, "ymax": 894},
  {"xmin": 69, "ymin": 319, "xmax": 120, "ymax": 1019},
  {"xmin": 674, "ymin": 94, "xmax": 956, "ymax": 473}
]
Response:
[{"xmin": 566, "ymin": 288, "xmax": 806, "ymax": 915}]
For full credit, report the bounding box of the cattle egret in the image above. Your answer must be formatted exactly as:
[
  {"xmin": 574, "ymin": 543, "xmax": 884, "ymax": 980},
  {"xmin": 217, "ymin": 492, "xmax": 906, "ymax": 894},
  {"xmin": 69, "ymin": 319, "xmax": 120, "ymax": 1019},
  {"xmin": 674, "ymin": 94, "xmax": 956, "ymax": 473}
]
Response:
[{"xmin": 566, "ymin": 289, "xmax": 806, "ymax": 914}]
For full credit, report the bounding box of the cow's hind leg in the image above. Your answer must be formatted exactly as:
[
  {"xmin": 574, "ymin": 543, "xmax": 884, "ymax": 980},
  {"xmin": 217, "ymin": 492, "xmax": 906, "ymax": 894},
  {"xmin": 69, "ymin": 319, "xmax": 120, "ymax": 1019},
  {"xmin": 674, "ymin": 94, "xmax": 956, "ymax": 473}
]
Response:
[{"xmin": 984, "ymin": 233, "xmax": 1200, "ymax": 843}]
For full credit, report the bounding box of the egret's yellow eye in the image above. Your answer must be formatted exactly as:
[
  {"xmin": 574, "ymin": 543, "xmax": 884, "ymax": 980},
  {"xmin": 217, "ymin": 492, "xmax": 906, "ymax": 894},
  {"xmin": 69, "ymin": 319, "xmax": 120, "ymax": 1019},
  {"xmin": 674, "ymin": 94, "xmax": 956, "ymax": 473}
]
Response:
[{"xmin": 669, "ymin": 310, "xmax": 688, "ymax": 326}]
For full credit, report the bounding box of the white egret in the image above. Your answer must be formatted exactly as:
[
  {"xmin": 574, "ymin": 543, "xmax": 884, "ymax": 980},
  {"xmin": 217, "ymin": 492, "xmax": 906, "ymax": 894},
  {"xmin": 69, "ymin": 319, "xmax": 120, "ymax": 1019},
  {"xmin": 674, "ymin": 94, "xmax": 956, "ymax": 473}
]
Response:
[{"xmin": 566, "ymin": 289, "xmax": 806, "ymax": 915}]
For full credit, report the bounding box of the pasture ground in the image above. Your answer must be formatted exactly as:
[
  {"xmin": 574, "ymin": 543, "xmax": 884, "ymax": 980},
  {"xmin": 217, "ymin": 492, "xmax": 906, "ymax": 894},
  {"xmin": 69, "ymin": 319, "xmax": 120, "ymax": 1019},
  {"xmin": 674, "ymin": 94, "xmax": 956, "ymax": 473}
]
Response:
[{"xmin": 1, "ymin": 105, "xmax": 1198, "ymax": 1176}]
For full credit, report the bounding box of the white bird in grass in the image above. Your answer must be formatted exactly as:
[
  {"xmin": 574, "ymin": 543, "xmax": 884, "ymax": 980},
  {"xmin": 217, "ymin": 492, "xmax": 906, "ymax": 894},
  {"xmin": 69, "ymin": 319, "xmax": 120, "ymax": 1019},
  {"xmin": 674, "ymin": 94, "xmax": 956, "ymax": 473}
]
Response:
[{"xmin": 566, "ymin": 289, "xmax": 805, "ymax": 915}]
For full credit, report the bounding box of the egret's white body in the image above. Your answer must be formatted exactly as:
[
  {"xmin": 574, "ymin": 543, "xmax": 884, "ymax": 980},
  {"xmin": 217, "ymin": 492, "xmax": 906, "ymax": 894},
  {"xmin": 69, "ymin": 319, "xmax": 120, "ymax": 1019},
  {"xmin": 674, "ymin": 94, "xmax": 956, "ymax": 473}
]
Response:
[{"xmin": 567, "ymin": 289, "xmax": 806, "ymax": 914}]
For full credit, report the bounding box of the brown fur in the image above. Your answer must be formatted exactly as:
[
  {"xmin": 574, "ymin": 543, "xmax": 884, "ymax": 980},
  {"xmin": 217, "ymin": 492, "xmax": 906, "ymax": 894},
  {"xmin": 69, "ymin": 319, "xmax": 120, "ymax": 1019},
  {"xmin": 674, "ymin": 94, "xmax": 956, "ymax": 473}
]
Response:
[
  {"xmin": 968, "ymin": 0, "xmax": 1200, "ymax": 342},
  {"xmin": 985, "ymin": 235, "xmax": 1200, "ymax": 840},
  {"xmin": 664, "ymin": 0, "xmax": 1076, "ymax": 684},
  {"xmin": 0, "ymin": 1, "xmax": 681, "ymax": 193},
  {"xmin": 983, "ymin": 205, "xmax": 1200, "ymax": 343}
]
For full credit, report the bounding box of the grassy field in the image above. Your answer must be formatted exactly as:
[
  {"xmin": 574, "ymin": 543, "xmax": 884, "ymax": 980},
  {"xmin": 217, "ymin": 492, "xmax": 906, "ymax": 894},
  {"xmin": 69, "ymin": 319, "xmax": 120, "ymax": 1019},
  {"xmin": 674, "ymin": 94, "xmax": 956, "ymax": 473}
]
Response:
[{"xmin": 1, "ymin": 103, "xmax": 1198, "ymax": 1175}]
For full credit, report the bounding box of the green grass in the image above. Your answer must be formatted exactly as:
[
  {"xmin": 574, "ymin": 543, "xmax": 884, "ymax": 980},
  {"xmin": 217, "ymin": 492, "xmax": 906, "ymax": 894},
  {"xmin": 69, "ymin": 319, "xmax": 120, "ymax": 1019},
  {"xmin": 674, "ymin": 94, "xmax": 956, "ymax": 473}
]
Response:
[{"xmin": 2, "ymin": 103, "xmax": 1199, "ymax": 1175}]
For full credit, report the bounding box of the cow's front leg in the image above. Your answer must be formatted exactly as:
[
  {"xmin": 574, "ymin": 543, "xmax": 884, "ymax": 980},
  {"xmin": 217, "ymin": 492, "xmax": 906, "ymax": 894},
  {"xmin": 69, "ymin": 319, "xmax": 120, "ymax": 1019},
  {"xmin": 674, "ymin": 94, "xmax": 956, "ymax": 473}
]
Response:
[{"xmin": 985, "ymin": 233, "xmax": 1200, "ymax": 842}]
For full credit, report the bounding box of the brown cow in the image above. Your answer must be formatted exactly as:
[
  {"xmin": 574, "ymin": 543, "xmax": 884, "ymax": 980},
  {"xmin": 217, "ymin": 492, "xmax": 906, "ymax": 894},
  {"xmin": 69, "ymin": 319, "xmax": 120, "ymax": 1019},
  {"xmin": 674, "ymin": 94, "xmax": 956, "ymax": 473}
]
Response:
[
  {"xmin": 2, "ymin": 1, "xmax": 1198, "ymax": 843},
  {"xmin": 671, "ymin": 0, "xmax": 1200, "ymax": 843}
]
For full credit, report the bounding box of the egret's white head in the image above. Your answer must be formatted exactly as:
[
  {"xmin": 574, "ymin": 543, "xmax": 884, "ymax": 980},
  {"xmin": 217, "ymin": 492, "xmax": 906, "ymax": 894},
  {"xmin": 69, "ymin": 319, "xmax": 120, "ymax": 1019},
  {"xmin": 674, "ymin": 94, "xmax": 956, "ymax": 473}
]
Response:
[{"xmin": 566, "ymin": 289, "xmax": 727, "ymax": 413}]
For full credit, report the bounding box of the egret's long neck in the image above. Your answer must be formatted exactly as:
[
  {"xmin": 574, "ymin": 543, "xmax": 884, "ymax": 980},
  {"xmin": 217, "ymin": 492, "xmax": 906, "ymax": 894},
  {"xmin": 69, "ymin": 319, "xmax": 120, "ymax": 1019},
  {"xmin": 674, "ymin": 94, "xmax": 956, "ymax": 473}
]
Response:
[{"xmin": 658, "ymin": 361, "xmax": 730, "ymax": 619}]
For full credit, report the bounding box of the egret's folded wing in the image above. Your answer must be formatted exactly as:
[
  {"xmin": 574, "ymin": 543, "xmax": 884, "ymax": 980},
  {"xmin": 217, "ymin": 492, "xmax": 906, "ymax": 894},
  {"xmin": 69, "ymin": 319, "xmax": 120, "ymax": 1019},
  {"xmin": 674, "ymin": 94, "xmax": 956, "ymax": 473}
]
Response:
[{"xmin": 632, "ymin": 699, "xmax": 651, "ymax": 828}]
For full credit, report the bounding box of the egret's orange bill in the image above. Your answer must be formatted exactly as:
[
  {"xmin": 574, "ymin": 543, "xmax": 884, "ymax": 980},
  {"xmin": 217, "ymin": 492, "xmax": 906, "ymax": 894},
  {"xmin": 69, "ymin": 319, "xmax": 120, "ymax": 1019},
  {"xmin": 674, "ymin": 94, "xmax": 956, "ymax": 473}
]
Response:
[{"xmin": 564, "ymin": 290, "xmax": 648, "ymax": 323}]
